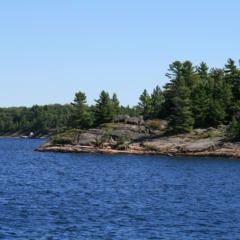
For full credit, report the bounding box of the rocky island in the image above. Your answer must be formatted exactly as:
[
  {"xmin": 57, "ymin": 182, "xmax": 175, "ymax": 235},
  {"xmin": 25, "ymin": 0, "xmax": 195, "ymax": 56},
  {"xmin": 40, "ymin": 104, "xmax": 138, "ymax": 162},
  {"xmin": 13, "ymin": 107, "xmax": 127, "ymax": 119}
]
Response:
[{"xmin": 35, "ymin": 115, "xmax": 240, "ymax": 158}]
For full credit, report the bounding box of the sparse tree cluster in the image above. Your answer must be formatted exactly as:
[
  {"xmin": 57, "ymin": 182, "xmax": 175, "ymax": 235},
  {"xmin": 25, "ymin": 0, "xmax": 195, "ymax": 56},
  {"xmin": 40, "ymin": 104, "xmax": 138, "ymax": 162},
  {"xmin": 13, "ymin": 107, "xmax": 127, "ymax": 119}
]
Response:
[{"xmin": 70, "ymin": 90, "xmax": 121, "ymax": 128}]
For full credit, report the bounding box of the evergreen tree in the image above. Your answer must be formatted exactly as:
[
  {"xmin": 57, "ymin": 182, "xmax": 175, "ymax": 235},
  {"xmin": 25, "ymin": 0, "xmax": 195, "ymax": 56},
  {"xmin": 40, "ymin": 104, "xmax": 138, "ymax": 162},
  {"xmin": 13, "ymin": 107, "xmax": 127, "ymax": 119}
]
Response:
[
  {"xmin": 119, "ymin": 105, "xmax": 141, "ymax": 117},
  {"xmin": 207, "ymin": 68, "xmax": 233, "ymax": 125},
  {"xmin": 70, "ymin": 91, "xmax": 92, "ymax": 129},
  {"xmin": 138, "ymin": 89, "xmax": 152, "ymax": 116},
  {"xmin": 228, "ymin": 117, "xmax": 240, "ymax": 139},
  {"xmin": 224, "ymin": 58, "xmax": 239, "ymax": 86},
  {"xmin": 111, "ymin": 93, "xmax": 120, "ymax": 117},
  {"xmin": 191, "ymin": 83, "xmax": 210, "ymax": 127},
  {"xmin": 191, "ymin": 62, "xmax": 211, "ymax": 127},
  {"xmin": 182, "ymin": 60, "xmax": 200, "ymax": 88},
  {"xmin": 224, "ymin": 58, "xmax": 240, "ymax": 116},
  {"xmin": 94, "ymin": 90, "xmax": 115, "ymax": 125},
  {"xmin": 150, "ymin": 85, "xmax": 164, "ymax": 118},
  {"xmin": 163, "ymin": 61, "xmax": 194, "ymax": 133}
]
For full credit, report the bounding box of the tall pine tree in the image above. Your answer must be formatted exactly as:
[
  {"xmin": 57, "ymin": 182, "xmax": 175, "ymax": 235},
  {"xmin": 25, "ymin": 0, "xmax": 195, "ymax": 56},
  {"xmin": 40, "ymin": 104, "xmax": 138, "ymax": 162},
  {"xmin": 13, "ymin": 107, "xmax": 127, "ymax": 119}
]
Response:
[
  {"xmin": 163, "ymin": 61, "xmax": 194, "ymax": 133},
  {"xmin": 70, "ymin": 91, "xmax": 92, "ymax": 129},
  {"xmin": 138, "ymin": 89, "xmax": 152, "ymax": 116},
  {"xmin": 94, "ymin": 91, "xmax": 118, "ymax": 125}
]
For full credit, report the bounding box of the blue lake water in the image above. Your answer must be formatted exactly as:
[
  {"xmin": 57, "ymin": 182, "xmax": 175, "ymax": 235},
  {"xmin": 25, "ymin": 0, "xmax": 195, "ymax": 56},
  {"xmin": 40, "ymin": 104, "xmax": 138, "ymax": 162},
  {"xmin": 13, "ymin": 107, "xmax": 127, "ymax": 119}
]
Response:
[{"xmin": 0, "ymin": 138, "xmax": 240, "ymax": 239}]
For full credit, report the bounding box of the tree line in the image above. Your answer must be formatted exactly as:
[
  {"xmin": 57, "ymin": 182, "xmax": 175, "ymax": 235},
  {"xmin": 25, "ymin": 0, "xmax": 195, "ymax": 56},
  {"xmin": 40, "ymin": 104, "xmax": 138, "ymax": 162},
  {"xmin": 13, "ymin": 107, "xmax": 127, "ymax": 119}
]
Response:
[
  {"xmin": 0, "ymin": 97, "xmax": 139, "ymax": 134},
  {"xmin": 70, "ymin": 58, "xmax": 240, "ymax": 135},
  {"xmin": 0, "ymin": 104, "xmax": 73, "ymax": 134},
  {"xmin": 1, "ymin": 58, "xmax": 240, "ymax": 136}
]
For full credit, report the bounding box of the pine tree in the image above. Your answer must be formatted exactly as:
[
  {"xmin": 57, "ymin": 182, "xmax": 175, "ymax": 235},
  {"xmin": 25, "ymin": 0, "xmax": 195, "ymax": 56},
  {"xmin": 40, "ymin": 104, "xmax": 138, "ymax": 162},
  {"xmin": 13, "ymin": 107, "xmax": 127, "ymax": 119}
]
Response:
[
  {"xmin": 70, "ymin": 91, "xmax": 92, "ymax": 129},
  {"xmin": 228, "ymin": 117, "xmax": 240, "ymax": 139},
  {"xmin": 138, "ymin": 89, "xmax": 152, "ymax": 116},
  {"xmin": 206, "ymin": 68, "xmax": 233, "ymax": 125},
  {"xmin": 94, "ymin": 90, "xmax": 115, "ymax": 125},
  {"xmin": 191, "ymin": 62, "xmax": 212, "ymax": 127},
  {"xmin": 224, "ymin": 58, "xmax": 240, "ymax": 116},
  {"xmin": 191, "ymin": 83, "xmax": 210, "ymax": 127},
  {"xmin": 182, "ymin": 60, "xmax": 201, "ymax": 88},
  {"xmin": 163, "ymin": 61, "xmax": 194, "ymax": 133},
  {"xmin": 197, "ymin": 62, "xmax": 209, "ymax": 82},
  {"xmin": 150, "ymin": 85, "xmax": 164, "ymax": 118},
  {"xmin": 111, "ymin": 93, "xmax": 120, "ymax": 117}
]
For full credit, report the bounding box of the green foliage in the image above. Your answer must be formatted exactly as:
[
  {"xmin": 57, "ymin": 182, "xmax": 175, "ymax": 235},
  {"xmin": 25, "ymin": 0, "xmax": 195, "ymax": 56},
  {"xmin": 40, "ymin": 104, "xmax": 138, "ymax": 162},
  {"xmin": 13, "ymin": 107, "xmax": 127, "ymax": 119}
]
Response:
[
  {"xmin": 117, "ymin": 135, "xmax": 126, "ymax": 145},
  {"xmin": 0, "ymin": 104, "xmax": 73, "ymax": 134},
  {"xmin": 119, "ymin": 105, "xmax": 141, "ymax": 117},
  {"xmin": 191, "ymin": 83, "xmax": 210, "ymax": 127},
  {"xmin": 224, "ymin": 58, "xmax": 240, "ymax": 116},
  {"xmin": 208, "ymin": 130, "xmax": 214, "ymax": 138},
  {"xmin": 70, "ymin": 91, "xmax": 92, "ymax": 129},
  {"xmin": 53, "ymin": 134, "xmax": 73, "ymax": 144},
  {"xmin": 111, "ymin": 93, "xmax": 120, "ymax": 117},
  {"xmin": 182, "ymin": 60, "xmax": 201, "ymax": 88},
  {"xmin": 150, "ymin": 85, "xmax": 164, "ymax": 118},
  {"xmin": 228, "ymin": 118, "xmax": 240, "ymax": 139},
  {"xmin": 207, "ymin": 68, "xmax": 233, "ymax": 125},
  {"xmin": 137, "ymin": 86, "xmax": 164, "ymax": 118},
  {"xmin": 163, "ymin": 61, "xmax": 194, "ymax": 133},
  {"xmin": 138, "ymin": 89, "xmax": 152, "ymax": 116},
  {"xmin": 144, "ymin": 144, "xmax": 158, "ymax": 151},
  {"xmin": 2, "ymin": 58, "xmax": 240, "ymax": 137},
  {"xmin": 95, "ymin": 139, "xmax": 102, "ymax": 147},
  {"xmin": 94, "ymin": 91, "xmax": 120, "ymax": 125},
  {"xmin": 100, "ymin": 122, "xmax": 119, "ymax": 128},
  {"xmin": 101, "ymin": 126, "xmax": 113, "ymax": 143},
  {"xmin": 197, "ymin": 62, "xmax": 209, "ymax": 81}
]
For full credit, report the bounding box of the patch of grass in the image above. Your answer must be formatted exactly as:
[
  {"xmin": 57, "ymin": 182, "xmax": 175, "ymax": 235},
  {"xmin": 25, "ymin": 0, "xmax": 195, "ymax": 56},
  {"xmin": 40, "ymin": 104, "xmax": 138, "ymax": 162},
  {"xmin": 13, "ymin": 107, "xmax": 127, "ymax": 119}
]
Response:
[
  {"xmin": 64, "ymin": 128, "xmax": 83, "ymax": 134},
  {"xmin": 208, "ymin": 130, "xmax": 214, "ymax": 138},
  {"xmin": 100, "ymin": 122, "xmax": 119, "ymax": 129},
  {"xmin": 53, "ymin": 133, "xmax": 74, "ymax": 144},
  {"xmin": 194, "ymin": 130, "xmax": 224, "ymax": 140},
  {"xmin": 144, "ymin": 144, "xmax": 158, "ymax": 151}
]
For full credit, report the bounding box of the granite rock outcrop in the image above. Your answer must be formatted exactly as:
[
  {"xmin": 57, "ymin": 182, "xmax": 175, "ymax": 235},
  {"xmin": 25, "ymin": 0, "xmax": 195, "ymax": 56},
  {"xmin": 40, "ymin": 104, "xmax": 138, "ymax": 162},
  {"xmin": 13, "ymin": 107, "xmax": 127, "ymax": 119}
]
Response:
[{"xmin": 35, "ymin": 116, "xmax": 240, "ymax": 158}]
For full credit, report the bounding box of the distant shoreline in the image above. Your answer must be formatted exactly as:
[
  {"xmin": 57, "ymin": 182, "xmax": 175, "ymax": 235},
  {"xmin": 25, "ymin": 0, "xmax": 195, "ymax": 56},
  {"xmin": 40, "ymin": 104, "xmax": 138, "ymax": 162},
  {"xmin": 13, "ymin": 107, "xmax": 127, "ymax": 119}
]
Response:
[
  {"xmin": 0, "ymin": 136, "xmax": 49, "ymax": 139},
  {"xmin": 0, "ymin": 131, "xmax": 55, "ymax": 139}
]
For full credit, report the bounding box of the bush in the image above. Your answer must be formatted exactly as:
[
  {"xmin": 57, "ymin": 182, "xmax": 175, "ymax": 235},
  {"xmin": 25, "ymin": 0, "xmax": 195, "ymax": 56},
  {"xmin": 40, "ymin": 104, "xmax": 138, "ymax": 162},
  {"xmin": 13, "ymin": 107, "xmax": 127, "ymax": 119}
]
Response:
[
  {"xmin": 53, "ymin": 134, "xmax": 73, "ymax": 144},
  {"xmin": 228, "ymin": 118, "xmax": 240, "ymax": 139},
  {"xmin": 208, "ymin": 130, "xmax": 213, "ymax": 138},
  {"xmin": 118, "ymin": 136, "xmax": 126, "ymax": 145},
  {"xmin": 95, "ymin": 139, "xmax": 102, "ymax": 147}
]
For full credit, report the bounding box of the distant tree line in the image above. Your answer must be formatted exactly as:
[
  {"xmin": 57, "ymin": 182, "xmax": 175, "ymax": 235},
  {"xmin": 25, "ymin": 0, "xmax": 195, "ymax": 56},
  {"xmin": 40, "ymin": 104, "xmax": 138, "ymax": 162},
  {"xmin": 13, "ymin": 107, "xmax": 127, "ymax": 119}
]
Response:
[
  {"xmin": 1, "ymin": 58, "xmax": 240, "ymax": 136},
  {"xmin": 0, "ymin": 95, "xmax": 139, "ymax": 134},
  {"xmin": 0, "ymin": 104, "xmax": 73, "ymax": 134}
]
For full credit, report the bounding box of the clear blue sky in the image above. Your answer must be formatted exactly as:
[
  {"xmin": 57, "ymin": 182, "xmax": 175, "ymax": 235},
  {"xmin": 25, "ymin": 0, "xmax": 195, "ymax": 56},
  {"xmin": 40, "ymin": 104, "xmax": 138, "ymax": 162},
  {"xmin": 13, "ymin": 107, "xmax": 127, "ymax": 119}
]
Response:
[{"xmin": 1, "ymin": 0, "xmax": 240, "ymax": 107}]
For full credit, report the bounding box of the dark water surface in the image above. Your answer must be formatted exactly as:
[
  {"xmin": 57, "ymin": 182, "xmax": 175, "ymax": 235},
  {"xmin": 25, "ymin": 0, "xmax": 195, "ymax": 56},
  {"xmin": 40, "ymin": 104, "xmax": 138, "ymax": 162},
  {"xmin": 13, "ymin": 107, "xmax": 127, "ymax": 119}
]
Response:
[{"xmin": 0, "ymin": 138, "xmax": 240, "ymax": 239}]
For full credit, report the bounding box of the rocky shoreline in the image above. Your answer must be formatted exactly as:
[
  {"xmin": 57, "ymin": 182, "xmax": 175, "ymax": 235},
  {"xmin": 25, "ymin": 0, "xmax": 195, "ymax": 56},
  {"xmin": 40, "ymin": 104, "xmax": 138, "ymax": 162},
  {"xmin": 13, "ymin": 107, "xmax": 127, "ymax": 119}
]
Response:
[
  {"xmin": 35, "ymin": 142, "xmax": 240, "ymax": 158},
  {"xmin": 35, "ymin": 115, "xmax": 240, "ymax": 159}
]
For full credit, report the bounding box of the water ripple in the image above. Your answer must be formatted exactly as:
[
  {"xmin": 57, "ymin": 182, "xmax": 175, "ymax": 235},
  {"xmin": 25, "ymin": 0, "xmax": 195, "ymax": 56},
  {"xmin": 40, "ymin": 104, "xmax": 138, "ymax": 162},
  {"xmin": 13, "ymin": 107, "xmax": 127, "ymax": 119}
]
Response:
[{"xmin": 0, "ymin": 139, "xmax": 240, "ymax": 239}]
